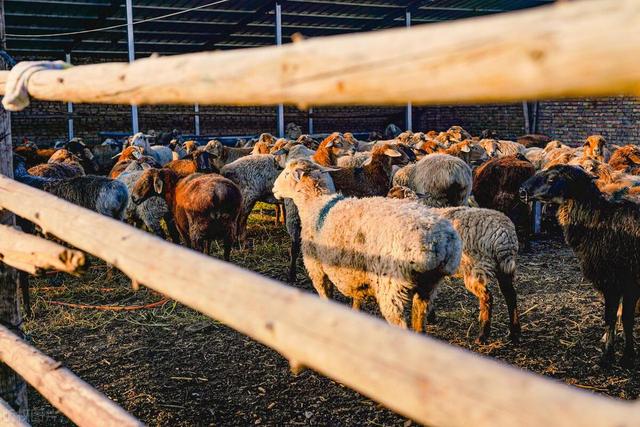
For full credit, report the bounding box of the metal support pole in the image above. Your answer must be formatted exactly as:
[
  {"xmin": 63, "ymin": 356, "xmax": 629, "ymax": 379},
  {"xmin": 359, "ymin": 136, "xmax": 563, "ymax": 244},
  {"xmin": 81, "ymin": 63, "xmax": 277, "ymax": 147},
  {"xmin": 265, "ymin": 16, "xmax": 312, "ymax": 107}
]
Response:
[
  {"xmin": 405, "ymin": 11, "xmax": 412, "ymax": 132},
  {"xmin": 275, "ymin": 3, "xmax": 284, "ymax": 138},
  {"xmin": 125, "ymin": 0, "xmax": 139, "ymax": 134},
  {"xmin": 65, "ymin": 53, "xmax": 74, "ymax": 140},
  {"xmin": 194, "ymin": 104, "xmax": 200, "ymax": 136},
  {"xmin": 522, "ymin": 101, "xmax": 530, "ymax": 134},
  {"xmin": 308, "ymin": 107, "xmax": 314, "ymax": 135}
]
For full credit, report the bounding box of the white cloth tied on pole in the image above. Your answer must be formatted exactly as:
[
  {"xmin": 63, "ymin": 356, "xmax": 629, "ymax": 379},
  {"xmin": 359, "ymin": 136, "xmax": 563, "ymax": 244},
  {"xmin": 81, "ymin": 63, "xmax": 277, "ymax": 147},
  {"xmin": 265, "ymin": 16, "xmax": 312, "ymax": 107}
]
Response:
[{"xmin": 2, "ymin": 61, "xmax": 72, "ymax": 112}]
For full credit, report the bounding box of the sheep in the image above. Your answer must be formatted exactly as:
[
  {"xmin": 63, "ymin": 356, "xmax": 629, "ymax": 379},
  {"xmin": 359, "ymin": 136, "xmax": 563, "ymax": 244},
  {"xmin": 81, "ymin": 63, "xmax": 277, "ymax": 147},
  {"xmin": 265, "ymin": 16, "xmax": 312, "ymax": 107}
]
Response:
[
  {"xmin": 89, "ymin": 144, "xmax": 119, "ymax": 174},
  {"xmin": 296, "ymin": 134, "xmax": 320, "ymax": 150},
  {"xmin": 181, "ymin": 140, "xmax": 198, "ymax": 156},
  {"xmin": 478, "ymin": 139, "xmax": 526, "ymax": 158},
  {"xmin": 272, "ymin": 159, "xmax": 462, "ymax": 331},
  {"xmin": 109, "ymin": 150, "xmax": 159, "ymax": 180},
  {"xmin": 517, "ymin": 134, "xmax": 551, "ymax": 148},
  {"xmin": 440, "ymin": 140, "xmax": 489, "ymax": 166},
  {"xmin": 204, "ymin": 139, "xmax": 253, "ymax": 170},
  {"xmin": 608, "ymin": 144, "xmax": 640, "ymax": 175},
  {"xmin": 164, "ymin": 149, "xmax": 215, "ymax": 178},
  {"xmin": 312, "ymin": 132, "xmax": 357, "ymax": 166},
  {"xmin": 582, "ymin": 135, "xmax": 610, "ymax": 163},
  {"xmin": 220, "ymin": 154, "xmax": 284, "ymax": 242},
  {"xmin": 14, "ymin": 154, "xmax": 128, "ymax": 220},
  {"xmin": 28, "ymin": 161, "xmax": 84, "ymax": 179},
  {"xmin": 472, "ymin": 154, "xmax": 535, "ymax": 250},
  {"xmin": 387, "ymin": 186, "xmax": 521, "ymax": 343},
  {"xmin": 13, "ymin": 145, "xmax": 56, "ymax": 168},
  {"xmin": 520, "ymin": 165, "xmax": 640, "ymax": 368},
  {"xmin": 251, "ymin": 140, "xmax": 272, "ymax": 155},
  {"xmin": 392, "ymin": 153, "xmax": 472, "ymax": 207},
  {"xmin": 329, "ymin": 144, "xmax": 403, "ymax": 197},
  {"xmin": 128, "ymin": 132, "xmax": 173, "ymax": 166},
  {"xmin": 65, "ymin": 137, "xmax": 100, "ymax": 174},
  {"xmin": 117, "ymin": 167, "xmax": 176, "ymax": 242},
  {"xmin": 581, "ymin": 159, "xmax": 640, "ymax": 196},
  {"xmin": 131, "ymin": 168, "xmax": 242, "ymax": 260}
]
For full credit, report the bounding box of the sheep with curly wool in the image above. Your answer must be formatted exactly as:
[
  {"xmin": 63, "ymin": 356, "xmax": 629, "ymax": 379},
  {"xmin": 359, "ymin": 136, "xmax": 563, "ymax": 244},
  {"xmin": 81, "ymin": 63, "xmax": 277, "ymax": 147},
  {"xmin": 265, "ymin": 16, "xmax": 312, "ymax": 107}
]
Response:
[
  {"xmin": 14, "ymin": 154, "xmax": 128, "ymax": 220},
  {"xmin": 392, "ymin": 153, "xmax": 472, "ymax": 207},
  {"xmin": 387, "ymin": 185, "xmax": 521, "ymax": 343},
  {"xmin": 221, "ymin": 154, "xmax": 283, "ymax": 242},
  {"xmin": 273, "ymin": 159, "xmax": 462, "ymax": 331},
  {"xmin": 128, "ymin": 132, "xmax": 173, "ymax": 166}
]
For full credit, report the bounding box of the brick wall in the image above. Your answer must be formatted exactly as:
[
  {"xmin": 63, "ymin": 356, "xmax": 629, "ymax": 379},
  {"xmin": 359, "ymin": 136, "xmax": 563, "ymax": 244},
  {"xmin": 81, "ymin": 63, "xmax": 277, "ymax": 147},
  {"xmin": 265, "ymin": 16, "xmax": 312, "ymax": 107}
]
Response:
[
  {"xmin": 537, "ymin": 97, "xmax": 640, "ymax": 145},
  {"xmin": 8, "ymin": 89, "xmax": 640, "ymax": 147}
]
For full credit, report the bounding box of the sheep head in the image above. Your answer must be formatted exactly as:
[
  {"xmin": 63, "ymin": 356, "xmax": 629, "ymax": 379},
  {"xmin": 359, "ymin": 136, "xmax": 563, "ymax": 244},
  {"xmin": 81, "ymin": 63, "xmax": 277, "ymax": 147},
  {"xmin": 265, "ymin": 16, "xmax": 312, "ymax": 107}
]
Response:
[
  {"xmin": 272, "ymin": 159, "xmax": 338, "ymax": 200},
  {"xmin": 584, "ymin": 135, "xmax": 607, "ymax": 159},
  {"xmin": 131, "ymin": 168, "xmax": 175, "ymax": 205},
  {"xmin": 520, "ymin": 165, "xmax": 599, "ymax": 205},
  {"xmin": 320, "ymin": 132, "xmax": 356, "ymax": 158}
]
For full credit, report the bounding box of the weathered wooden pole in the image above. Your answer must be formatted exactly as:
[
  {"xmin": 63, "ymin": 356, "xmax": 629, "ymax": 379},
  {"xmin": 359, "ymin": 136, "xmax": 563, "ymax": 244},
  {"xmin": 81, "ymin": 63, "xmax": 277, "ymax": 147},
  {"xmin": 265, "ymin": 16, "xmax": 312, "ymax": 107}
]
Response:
[{"xmin": 0, "ymin": 0, "xmax": 29, "ymax": 420}]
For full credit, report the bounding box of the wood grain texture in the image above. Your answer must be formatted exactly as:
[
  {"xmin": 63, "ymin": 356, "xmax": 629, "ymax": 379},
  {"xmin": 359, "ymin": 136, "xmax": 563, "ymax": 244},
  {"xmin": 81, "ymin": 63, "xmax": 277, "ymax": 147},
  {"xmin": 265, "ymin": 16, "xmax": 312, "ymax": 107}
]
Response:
[
  {"xmin": 0, "ymin": 0, "xmax": 639, "ymax": 108},
  {"xmin": 0, "ymin": 176, "xmax": 639, "ymax": 426},
  {"xmin": 0, "ymin": 225, "xmax": 86, "ymax": 276},
  {"xmin": 0, "ymin": 324, "xmax": 143, "ymax": 427}
]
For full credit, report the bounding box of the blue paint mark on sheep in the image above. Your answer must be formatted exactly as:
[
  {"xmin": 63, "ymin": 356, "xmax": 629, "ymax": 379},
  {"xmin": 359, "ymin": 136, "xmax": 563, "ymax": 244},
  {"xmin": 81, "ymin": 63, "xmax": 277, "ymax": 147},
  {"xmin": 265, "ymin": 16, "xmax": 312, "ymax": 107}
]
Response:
[{"xmin": 316, "ymin": 194, "xmax": 345, "ymax": 232}]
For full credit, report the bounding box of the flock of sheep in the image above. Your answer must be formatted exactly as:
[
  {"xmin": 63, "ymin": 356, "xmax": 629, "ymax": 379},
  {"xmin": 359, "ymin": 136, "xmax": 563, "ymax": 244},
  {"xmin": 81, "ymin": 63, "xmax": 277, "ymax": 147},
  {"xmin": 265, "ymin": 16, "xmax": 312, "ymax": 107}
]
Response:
[{"xmin": 11, "ymin": 125, "xmax": 640, "ymax": 369}]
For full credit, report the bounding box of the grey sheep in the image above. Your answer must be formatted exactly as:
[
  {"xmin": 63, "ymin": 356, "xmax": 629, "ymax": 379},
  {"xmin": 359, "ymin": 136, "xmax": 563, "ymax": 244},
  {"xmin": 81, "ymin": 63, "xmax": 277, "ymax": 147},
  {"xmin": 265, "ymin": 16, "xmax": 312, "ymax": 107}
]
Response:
[{"xmin": 393, "ymin": 153, "xmax": 472, "ymax": 207}]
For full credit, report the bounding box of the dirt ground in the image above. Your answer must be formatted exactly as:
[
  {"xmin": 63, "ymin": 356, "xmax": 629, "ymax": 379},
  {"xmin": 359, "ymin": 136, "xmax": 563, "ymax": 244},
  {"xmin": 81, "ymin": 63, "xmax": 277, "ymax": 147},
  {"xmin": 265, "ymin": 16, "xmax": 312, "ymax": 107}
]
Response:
[{"xmin": 23, "ymin": 205, "xmax": 640, "ymax": 426}]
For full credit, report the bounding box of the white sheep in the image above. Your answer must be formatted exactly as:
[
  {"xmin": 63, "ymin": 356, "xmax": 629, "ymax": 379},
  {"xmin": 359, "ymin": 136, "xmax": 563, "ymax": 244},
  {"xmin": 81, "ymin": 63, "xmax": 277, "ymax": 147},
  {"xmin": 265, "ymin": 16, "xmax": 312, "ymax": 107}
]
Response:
[
  {"xmin": 129, "ymin": 132, "xmax": 173, "ymax": 166},
  {"xmin": 387, "ymin": 185, "xmax": 521, "ymax": 343},
  {"xmin": 272, "ymin": 159, "xmax": 462, "ymax": 331}
]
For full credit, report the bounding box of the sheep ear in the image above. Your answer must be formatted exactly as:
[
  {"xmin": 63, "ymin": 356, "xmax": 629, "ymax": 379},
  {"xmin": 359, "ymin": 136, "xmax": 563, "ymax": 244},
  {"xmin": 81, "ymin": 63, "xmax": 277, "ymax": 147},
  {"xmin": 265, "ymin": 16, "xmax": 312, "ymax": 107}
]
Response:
[
  {"xmin": 362, "ymin": 156, "xmax": 373, "ymax": 166},
  {"xmin": 153, "ymin": 175, "xmax": 164, "ymax": 193},
  {"xmin": 325, "ymin": 140, "xmax": 334, "ymax": 148},
  {"xmin": 292, "ymin": 169, "xmax": 305, "ymax": 182},
  {"xmin": 461, "ymin": 144, "xmax": 471, "ymax": 153},
  {"xmin": 495, "ymin": 147, "xmax": 502, "ymax": 155},
  {"xmin": 111, "ymin": 151, "xmax": 123, "ymax": 159},
  {"xmin": 272, "ymin": 148, "xmax": 288, "ymax": 156},
  {"xmin": 318, "ymin": 165, "xmax": 341, "ymax": 172},
  {"xmin": 384, "ymin": 148, "xmax": 402, "ymax": 158},
  {"xmin": 132, "ymin": 150, "xmax": 142, "ymax": 159}
]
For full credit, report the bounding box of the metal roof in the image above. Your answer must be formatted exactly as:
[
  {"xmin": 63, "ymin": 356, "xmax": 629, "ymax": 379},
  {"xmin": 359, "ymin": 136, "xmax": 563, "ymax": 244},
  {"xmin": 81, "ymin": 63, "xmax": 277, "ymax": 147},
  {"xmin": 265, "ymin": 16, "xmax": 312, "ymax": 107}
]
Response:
[{"xmin": 5, "ymin": 0, "xmax": 555, "ymax": 60}]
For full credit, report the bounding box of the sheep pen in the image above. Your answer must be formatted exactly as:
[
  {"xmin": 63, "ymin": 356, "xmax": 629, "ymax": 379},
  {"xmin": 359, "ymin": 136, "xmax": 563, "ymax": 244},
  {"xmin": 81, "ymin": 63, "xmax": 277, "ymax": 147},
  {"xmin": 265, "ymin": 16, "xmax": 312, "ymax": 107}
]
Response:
[{"xmin": 20, "ymin": 201, "xmax": 640, "ymax": 426}]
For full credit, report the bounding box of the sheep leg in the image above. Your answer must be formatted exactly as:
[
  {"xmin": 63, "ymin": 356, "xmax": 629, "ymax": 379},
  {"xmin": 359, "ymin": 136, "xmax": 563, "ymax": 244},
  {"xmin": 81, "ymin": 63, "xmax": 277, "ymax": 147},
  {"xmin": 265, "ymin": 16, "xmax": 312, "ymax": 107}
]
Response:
[
  {"xmin": 464, "ymin": 274, "xmax": 493, "ymax": 344},
  {"xmin": 601, "ymin": 290, "xmax": 621, "ymax": 366},
  {"xmin": 274, "ymin": 204, "xmax": 281, "ymax": 226},
  {"xmin": 352, "ymin": 298, "xmax": 363, "ymax": 311},
  {"xmin": 287, "ymin": 235, "xmax": 301, "ymax": 284},
  {"xmin": 411, "ymin": 292, "xmax": 428, "ymax": 333},
  {"xmin": 163, "ymin": 214, "xmax": 182, "ymax": 244},
  {"xmin": 620, "ymin": 292, "xmax": 638, "ymax": 369},
  {"xmin": 497, "ymin": 272, "xmax": 521, "ymax": 343},
  {"xmin": 305, "ymin": 260, "xmax": 333, "ymax": 299},
  {"xmin": 378, "ymin": 290, "xmax": 408, "ymax": 330},
  {"xmin": 223, "ymin": 236, "xmax": 233, "ymax": 262}
]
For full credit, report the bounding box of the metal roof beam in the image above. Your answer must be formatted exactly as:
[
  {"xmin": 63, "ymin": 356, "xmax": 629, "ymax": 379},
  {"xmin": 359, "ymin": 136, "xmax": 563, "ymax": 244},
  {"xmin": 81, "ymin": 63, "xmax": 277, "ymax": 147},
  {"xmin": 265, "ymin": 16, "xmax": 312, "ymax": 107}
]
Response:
[{"xmin": 67, "ymin": 0, "xmax": 122, "ymax": 53}]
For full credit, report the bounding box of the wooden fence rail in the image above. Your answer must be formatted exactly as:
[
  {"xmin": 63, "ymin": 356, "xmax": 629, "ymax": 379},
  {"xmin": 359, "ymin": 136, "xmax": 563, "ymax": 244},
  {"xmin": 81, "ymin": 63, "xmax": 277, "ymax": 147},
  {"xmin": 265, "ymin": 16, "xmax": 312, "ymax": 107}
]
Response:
[
  {"xmin": 1, "ymin": 173, "xmax": 640, "ymax": 427},
  {"xmin": 0, "ymin": 397, "xmax": 28, "ymax": 427},
  {"xmin": 0, "ymin": 224, "xmax": 85, "ymax": 276},
  {"xmin": 0, "ymin": 324, "xmax": 142, "ymax": 426},
  {"xmin": 0, "ymin": 0, "xmax": 638, "ymax": 109}
]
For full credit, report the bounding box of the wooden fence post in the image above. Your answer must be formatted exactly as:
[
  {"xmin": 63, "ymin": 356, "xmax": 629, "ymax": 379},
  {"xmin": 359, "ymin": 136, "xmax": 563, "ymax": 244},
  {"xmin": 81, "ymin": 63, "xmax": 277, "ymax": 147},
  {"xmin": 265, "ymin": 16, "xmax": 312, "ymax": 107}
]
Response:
[{"xmin": 0, "ymin": 0, "xmax": 29, "ymax": 420}]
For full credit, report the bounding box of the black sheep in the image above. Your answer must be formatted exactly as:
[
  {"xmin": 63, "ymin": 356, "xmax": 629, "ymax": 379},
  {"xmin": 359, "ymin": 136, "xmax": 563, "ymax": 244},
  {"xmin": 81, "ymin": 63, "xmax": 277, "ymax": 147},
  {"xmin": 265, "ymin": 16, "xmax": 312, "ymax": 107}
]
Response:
[{"xmin": 520, "ymin": 165, "xmax": 640, "ymax": 368}]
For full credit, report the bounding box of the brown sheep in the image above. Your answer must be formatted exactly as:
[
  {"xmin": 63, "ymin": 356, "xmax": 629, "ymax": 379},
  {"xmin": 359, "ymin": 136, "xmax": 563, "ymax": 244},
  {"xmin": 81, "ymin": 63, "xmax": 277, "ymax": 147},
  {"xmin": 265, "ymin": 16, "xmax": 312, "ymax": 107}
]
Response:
[
  {"xmin": 440, "ymin": 140, "xmax": 488, "ymax": 166},
  {"xmin": 165, "ymin": 149, "xmax": 215, "ymax": 178},
  {"xmin": 329, "ymin": 144, "xmax": 403, "ymax": 197},
  {"xmin": 582, "ymin": 135, "xmax": 610, "ymax": 163},
  {"xmin": 13, "ymin": 145, "xmax": 56, "ymax": 168},
  {"xmin": 608, "ymin": 144, "xmax": 640, "ymax": 175},
  {"xmin": 109, "ymin": 153, "xmax": 159, "ymax": 179},
  {"xmin": 131, "ymin": 168, "xmax": 242, "ymax": 261},
  {"xmin": 312, "ymin": 132, "xmax": 357, "ymax": 166},
  {"xmin": 473, "ymin": 154, "xmax": 535, "ymax": 250},
  {"xmin": 517, "ymin": 134, "xmax": 551, "ymax": 148}
]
